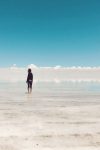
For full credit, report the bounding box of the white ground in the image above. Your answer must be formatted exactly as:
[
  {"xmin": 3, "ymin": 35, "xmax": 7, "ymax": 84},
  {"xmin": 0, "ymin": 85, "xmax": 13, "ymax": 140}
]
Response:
[{"xmin": 0, "ymin": 82, "xmax": 100, "ymax": 150}]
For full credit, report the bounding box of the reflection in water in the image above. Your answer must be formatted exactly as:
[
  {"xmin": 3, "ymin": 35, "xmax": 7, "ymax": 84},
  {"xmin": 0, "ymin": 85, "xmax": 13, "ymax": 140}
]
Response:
[{"xmin": 26, "ymin": 93, "xmax": 33, "ymax": 101}]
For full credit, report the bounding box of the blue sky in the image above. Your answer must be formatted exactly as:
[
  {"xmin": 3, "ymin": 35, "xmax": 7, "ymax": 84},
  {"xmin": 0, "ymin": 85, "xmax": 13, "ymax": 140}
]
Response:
[{"xmin": 0, "ymin": 0, "xmax": 100, "ymax": 67}]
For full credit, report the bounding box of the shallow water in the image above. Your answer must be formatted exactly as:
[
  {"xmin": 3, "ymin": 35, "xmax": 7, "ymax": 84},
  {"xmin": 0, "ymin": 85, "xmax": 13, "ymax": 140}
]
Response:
[{"xmin": 0, "ymin": 82, "xmax": 100, "ymax": 150}]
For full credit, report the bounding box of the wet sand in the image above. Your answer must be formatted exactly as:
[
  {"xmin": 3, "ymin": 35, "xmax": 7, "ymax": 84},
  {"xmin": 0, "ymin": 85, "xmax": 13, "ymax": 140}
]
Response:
[{"xmin": 0, "ymin": 82, "xmax": 100, "ymax": 150}]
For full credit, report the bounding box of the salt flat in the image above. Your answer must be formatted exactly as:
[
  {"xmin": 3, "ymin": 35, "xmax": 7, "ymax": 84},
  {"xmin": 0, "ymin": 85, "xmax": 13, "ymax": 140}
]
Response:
[{"xmin": 0, "ymin": 82, "xmax": 100, "ymax": 150}]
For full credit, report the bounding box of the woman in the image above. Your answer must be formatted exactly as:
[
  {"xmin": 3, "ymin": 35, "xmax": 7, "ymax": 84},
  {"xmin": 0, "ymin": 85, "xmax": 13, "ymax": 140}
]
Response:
[{"xmin": 26, "ymin": 68, "xmax": 33, "ymax": 93}]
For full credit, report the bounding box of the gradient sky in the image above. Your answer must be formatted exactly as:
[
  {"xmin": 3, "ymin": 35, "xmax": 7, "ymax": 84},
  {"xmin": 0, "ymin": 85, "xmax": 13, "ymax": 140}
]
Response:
[{"xmin": 0, "ymin": 0, "xmax": 100, "ymax": 67}]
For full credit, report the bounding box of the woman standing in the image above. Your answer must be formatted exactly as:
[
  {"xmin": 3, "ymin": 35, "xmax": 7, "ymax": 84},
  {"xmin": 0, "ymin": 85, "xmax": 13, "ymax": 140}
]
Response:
[{"xmin": 26, "ymin": 69, "xmax": 33, "ymax": 93}]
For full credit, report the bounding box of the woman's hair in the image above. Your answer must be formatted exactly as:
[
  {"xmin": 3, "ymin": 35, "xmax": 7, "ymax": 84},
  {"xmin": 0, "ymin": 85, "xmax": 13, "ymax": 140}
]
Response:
[{"xmin": 28, "ymin": 68, "xmax": 31, "ymax": 73}]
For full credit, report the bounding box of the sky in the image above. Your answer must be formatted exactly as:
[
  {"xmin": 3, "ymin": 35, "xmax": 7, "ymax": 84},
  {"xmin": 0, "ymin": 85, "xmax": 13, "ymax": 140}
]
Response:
[{"xmin": 0, "ymin": 0, "xmax": 100, "ymax": 67}]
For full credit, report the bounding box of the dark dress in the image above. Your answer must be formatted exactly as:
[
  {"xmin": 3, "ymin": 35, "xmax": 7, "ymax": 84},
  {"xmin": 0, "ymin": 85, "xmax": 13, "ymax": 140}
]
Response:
[{"xmin": 27, "ymin": 72, "xmax": 33, "ymax": 88}]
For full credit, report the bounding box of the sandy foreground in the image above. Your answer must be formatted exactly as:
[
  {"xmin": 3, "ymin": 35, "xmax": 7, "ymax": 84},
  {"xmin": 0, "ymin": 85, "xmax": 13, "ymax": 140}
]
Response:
[{"xmin": 0, "ymin": 82, "xmax": 100, "ymax": 150}]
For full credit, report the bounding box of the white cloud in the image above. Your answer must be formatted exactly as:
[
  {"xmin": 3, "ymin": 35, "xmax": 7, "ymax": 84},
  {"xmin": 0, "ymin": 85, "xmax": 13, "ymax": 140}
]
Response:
[
  {"xmin": 27, "ymin": 64, "xmax": 38, "ymax": 69},
  {"xmin": 54, "ymin": 65, "xmax": 62, "ymax": 69}
]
